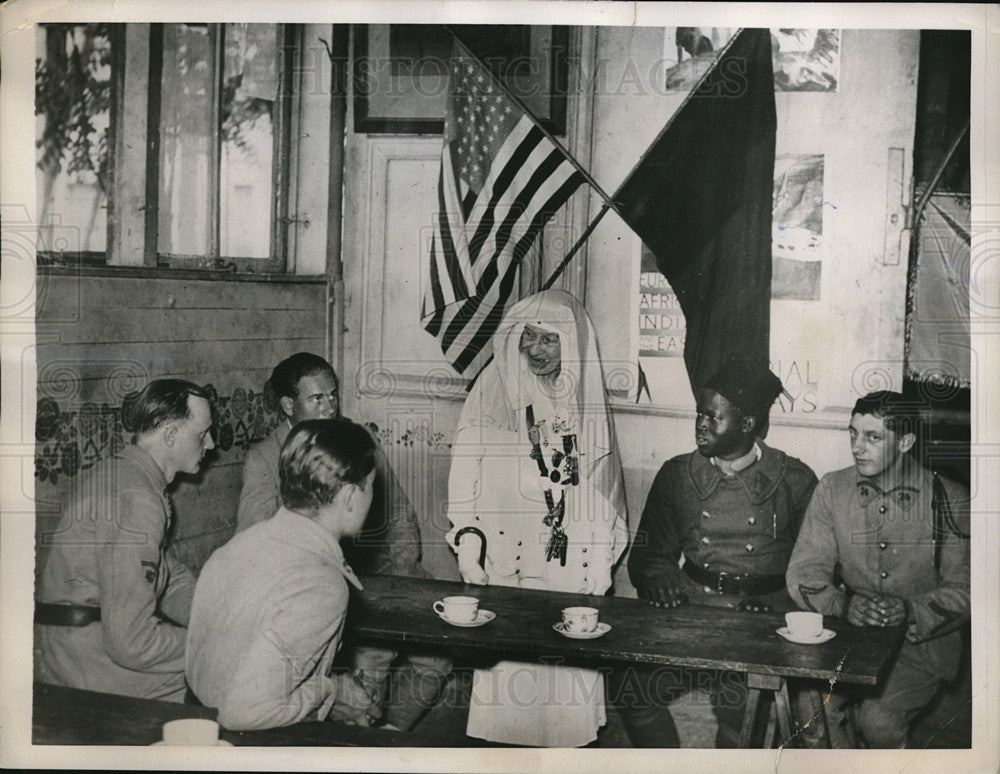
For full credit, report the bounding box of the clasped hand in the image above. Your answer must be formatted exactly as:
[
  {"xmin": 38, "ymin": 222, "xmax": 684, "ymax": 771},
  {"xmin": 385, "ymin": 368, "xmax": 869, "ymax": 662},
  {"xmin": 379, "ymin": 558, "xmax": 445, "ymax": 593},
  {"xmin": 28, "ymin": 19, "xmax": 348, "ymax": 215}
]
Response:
[{"xmin": 846, "ymin": 590, "xmax": 907, "ymax": 628}]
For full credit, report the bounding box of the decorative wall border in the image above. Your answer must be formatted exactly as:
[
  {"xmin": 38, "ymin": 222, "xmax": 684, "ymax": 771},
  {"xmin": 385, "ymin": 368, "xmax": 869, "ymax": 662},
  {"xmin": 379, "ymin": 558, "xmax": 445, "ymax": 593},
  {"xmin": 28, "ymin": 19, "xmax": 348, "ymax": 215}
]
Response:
[{"xmin": 35, "ymin": 385, "xmax": 281, "ymax": 484}]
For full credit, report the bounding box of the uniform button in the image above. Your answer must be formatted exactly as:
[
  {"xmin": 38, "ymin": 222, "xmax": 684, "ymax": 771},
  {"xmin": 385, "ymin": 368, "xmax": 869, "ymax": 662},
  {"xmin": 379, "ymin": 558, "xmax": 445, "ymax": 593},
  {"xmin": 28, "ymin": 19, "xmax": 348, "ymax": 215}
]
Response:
[
  {"xmin": 745, "ymin": 544, "xmax": 754, "ymax": 552},
  {"xmin": 880, "ymin": 571, "xmax": 888, "ymax": 579},
  {"xmin": 499, "ymin": 530, "xmax": 504, "ymax": 535},
  {"xmin": 703, "ymin": 563, "xmax": 710, "ymax": 569},
  {"xmin": 879, "ymin": 542, "xmax": 887, "ymax": 550},
  {"xmin": 702, "ymin": 511, "xmax": 711, "ymax": 519},
  {"xmin": 583, "ymin": 562, "xmax": 588, "ymax": 568},
  {"xmin": 582, "ymin": 547, "xmax": 587, "ymax": 553},
  {"xmin": 517, "ymin": 541, "xmax": 522, "ymax": 546},
  {"xmin": 748, "ymin": 516, "xmax": 756, "ymax": 525},
  {"xmin": 879, "ymin": 506, "xmax": 887, "ymax": 514},
  {"xmin": 515, "ymin": 556, "xmax": 521, "ymax": 561},
  {"xmin": 702, "ymin": 536, "xmax": 710, "ymax": 544}
]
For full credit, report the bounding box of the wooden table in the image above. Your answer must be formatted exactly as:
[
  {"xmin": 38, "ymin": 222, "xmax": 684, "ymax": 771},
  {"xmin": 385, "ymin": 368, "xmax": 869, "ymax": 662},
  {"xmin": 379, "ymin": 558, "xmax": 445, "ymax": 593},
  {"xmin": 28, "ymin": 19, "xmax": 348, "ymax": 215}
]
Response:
[{"xmin": 348, "ymin": 574, "xmax": 905, "ymax": 748}]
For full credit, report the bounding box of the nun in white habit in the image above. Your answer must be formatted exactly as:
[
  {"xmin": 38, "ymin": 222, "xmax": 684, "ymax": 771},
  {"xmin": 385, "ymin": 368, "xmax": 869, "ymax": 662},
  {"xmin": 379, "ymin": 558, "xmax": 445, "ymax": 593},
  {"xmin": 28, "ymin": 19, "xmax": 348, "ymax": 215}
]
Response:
[{"xmin": 446, "ymin": 289, "xmax": 629, "ymax": 747}]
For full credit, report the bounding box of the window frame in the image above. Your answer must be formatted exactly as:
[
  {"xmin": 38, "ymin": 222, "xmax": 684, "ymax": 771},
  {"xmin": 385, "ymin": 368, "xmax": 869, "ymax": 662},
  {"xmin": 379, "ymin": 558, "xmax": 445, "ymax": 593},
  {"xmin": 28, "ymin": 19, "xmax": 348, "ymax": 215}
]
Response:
[
  {"xmin": 145, "ymin": 22, "xmax": 298, "ymax": 273},
  {"xmin": 34, "ymin": 22, "xmax": 301, "ymax": 274}
]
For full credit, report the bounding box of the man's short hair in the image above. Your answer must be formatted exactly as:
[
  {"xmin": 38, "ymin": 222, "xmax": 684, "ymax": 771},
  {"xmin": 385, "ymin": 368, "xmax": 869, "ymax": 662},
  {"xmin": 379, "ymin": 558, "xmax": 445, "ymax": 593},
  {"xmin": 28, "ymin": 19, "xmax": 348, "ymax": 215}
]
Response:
[
  {"xmin": 852, "ymin": 390, "xmax": 921, "ymax": 439},
  {"xmin": 279, "ymin": 417, "xmax": 377, "ymax": 517},
  {"xmin": 269, "ymin": 353, "xmax": 338, "ymax": 401},
  {"xmin": 121, "ymin": 379, "xmax": 212, "ymax": 436}
]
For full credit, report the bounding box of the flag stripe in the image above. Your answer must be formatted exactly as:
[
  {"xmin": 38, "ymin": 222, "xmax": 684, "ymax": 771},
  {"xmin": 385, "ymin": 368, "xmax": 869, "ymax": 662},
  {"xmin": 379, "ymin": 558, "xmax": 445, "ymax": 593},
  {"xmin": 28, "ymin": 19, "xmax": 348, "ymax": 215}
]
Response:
[
  {"xmin": 435, "ymin": 168, "xmax": 469, "ymax": 303},
  {"xmin": 466, "ymin": 125, "xmax": 546, "ymax": 263}
]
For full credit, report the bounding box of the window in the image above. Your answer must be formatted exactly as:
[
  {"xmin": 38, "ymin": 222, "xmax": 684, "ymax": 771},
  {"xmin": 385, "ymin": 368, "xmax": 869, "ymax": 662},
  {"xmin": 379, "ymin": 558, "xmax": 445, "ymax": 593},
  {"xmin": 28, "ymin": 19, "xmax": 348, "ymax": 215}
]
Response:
[
  {"xmin": 35, "ymin": 22, "xmax": 298, "ymax": 272},
  {"xmin": 35, "ymin": 23, "xmax": 117, "ymax": 262},
  {"xmin": 150, "ymin": 23, "xmax": 294, "ymax": 271}
]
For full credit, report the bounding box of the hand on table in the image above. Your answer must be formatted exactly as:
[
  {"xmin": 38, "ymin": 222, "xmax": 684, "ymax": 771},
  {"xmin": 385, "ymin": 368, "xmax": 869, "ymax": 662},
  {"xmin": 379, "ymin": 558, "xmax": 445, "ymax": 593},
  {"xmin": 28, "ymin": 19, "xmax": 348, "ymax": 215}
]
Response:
[
  {"xmin": 736, "ymin": 598, "xmax": 773, "ymax": 613},
  {"xmin": 642, "ymin": 580, "xmax": 688, "ymax": 608},
  {"xmin": 847, "ymin": 591, "xmax": 907, "ymax": 628}
]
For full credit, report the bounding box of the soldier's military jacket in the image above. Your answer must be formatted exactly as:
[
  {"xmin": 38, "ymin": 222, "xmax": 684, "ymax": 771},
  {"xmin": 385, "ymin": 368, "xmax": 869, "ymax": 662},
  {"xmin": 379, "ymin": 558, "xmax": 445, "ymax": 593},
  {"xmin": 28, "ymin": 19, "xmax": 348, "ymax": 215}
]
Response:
[
  {"xmin": 787, "ymin": 455, "xmax": 970, "ymax": 679},
  {"xmin": 236, "ymin": 419, "xmax": 428, "ymax": 578},
  {"xmin": 35, "ymin": 444, "xmax": 195, "ymax": 701},
  {"xmin": 629, "ymin": 442, "xmax": 818, "ymax": 607}
]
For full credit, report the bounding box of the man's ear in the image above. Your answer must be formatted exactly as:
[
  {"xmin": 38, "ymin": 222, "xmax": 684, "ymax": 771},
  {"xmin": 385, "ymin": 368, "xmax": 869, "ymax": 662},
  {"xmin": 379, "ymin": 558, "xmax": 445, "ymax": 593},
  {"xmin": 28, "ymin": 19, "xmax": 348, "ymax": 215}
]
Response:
[
  {"xmin": 898, "ymin": 432, "xmax": 916, "ymax": 454},
  {"xmin": 279, "ymin": 395, "xmax": 295, "ymax": 420},
  {"xmin": 162, "ymin": 421, "xmax": 178, "ymax": 448},
  {"xmin": 741, "ymin": 414, "xmax": 757, "ymax": 435}
]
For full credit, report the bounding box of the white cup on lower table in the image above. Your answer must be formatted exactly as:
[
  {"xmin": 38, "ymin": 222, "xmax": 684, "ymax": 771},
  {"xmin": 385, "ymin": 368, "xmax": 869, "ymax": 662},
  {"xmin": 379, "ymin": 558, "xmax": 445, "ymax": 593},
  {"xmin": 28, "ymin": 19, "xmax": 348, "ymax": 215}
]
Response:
[
  {"xmin": 562, "ymin": 606, "xmax": 600, "ymax": 634},
  {"xmin": 785, "ymin": 611, "xmax": 824, "ymax": 638},
  {"xmin": 162, "ymin": 718, "xmax": 220, "ymax": 746},
  {"xmin": 434, "ymin": 595, "xmax": 479, "ymax": 622}
]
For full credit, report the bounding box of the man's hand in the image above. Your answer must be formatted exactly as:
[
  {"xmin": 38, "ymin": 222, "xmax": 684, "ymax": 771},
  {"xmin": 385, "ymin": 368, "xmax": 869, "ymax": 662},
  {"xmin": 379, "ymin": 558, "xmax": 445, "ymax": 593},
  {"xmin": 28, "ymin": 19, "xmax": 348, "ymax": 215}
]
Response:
[
  {"xmin": 327, "ymin": 671, "xmax": 380, "ymax": 726},
  {"xmin": 847, "ymin": 591, "xmax": 907, "ymax": 628},
  {"xmin": 641, "ymin": 578, "xmax": 688, "ymax": 608},
  {"xmin": 737, "ymin": 598, "xmax": 773, "ymax": 613}
]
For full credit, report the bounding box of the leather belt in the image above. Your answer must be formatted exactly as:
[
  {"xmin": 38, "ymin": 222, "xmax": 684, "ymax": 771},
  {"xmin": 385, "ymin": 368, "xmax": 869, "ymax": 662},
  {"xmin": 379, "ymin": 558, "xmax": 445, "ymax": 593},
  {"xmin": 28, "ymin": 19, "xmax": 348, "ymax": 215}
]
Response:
[
  {"xmin": 35, "ymin": 603, "xmax": 102, "ymax": 627},
  {"xmin": 682, "ymin": 561, "xmax": 785, "ymax": 596}
]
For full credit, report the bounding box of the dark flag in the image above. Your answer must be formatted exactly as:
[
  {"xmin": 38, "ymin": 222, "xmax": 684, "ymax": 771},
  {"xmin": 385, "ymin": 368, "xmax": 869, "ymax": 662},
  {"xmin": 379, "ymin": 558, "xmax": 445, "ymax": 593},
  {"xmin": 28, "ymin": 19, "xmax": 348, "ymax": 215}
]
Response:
[
  {"xmin": 422, "ymin": 39, "xmax": 586, "ymax": 376},
  {"xmin": 614, "ymin": 28, "xmax": 777, "ymax": 396}
]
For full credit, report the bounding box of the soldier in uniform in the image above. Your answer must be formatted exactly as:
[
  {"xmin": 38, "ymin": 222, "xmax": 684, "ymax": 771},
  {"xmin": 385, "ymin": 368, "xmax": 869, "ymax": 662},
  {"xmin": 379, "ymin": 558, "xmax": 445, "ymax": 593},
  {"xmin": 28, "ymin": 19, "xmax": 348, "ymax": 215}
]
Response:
[
  {"xmin": 186, "ymin": 418, "xmax": 380, "ymax": 730},
  {"xmin": 616, "ymin": 356, "xmax": 819, "ymax": 747},
  {"xmin": 34, "ymin": 379, "xmax": 215, "ymax": 701},
  {"xmin": 786, "ymin": 391, "xmax": 970, "ymax": 748},
  {"xmin": 236, "ymin": 352, "xmax": 450, "ymax": 731}
]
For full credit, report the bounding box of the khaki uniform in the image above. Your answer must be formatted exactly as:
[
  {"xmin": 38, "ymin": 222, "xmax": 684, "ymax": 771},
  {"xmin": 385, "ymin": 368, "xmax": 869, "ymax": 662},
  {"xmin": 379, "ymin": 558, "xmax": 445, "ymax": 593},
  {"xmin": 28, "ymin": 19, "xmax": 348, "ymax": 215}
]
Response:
[
  {"xmin": 35, "ymin": 445, "xmax": 196, "ymax": 701},
  {"xmin": 786, "ymin": 455, "xmax": 970, "ymax": 747},
  {"xmin": 186, "ymin": 508, "xmax": 364, "ymax": 730},
  {"xmin": 235, "ymin": 418, "xmax": 449, "ymax": 731}
]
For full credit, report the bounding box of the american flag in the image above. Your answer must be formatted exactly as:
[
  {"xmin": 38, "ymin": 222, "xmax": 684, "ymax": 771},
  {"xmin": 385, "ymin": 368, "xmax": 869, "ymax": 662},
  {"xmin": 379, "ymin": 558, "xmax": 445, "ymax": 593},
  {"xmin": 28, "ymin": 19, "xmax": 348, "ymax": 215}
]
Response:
[{"xmin": 421, "ymin": 43, "xmax": 586, "ymax": 376}]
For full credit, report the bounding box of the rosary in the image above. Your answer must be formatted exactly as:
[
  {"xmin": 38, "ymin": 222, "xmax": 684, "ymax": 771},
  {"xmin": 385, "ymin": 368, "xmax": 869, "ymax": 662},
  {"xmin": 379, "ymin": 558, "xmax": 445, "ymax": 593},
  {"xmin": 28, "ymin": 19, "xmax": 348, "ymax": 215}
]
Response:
[{"xmin": 526, "ymin": 405, "xmax": 579, "ymax": 566}]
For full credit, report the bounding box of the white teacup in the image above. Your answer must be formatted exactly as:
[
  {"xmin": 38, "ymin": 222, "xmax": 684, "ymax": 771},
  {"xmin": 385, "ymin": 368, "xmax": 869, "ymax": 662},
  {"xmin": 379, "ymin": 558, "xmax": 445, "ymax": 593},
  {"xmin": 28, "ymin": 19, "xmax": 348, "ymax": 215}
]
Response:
[
  {"xmin": 162, "ymin": 718, "xmax": 220, "ymax": 746},
  {"xmin": 562, "ymin": 606, "xmax": 600, "ymax": 634},
  {"xmin": 785, "ymin": 611, "xmax": 824, "ymax": 638},
  {"xmin": 434, "ymin": 595, "xmax": 479, "ymax": 622}
]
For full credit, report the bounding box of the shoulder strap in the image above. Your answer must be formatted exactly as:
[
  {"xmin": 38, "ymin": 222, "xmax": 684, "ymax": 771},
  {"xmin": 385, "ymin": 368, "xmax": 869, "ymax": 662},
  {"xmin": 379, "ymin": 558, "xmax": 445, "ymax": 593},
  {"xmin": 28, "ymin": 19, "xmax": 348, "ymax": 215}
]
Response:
[{"xmin": 932, "ymin": 471, "xmax": 970, "ymax": 572}]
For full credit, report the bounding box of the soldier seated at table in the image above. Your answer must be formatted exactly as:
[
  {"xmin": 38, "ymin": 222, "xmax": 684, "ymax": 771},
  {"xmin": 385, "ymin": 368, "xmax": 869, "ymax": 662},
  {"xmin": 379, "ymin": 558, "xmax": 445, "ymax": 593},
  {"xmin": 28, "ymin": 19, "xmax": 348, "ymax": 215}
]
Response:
[
  {"xmin": 35, "ymin": 379, "xmax": 214, "ymax": 702},
  {"xmin": 234, "ymin": 352, "xmax": 451, "ymax": 732},
  {"xmin": 786, "ymin": 390, "xmax": 970, "ymax": 748},
  {"xmin": 614, "ymin": 355, "xmax": 821, "ymax": 747},
  {"xmin": 186, "ymin": 418, "xmax": 380, "ymax": 731}
]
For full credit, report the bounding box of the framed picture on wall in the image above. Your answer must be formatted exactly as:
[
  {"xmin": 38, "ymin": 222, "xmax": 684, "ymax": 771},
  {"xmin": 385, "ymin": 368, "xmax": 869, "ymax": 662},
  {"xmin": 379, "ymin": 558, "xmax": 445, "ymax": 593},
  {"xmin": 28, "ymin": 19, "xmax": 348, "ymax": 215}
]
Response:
[{"xmin": 353, "ymin": 24, "xmax": 569, "ymax": 134}]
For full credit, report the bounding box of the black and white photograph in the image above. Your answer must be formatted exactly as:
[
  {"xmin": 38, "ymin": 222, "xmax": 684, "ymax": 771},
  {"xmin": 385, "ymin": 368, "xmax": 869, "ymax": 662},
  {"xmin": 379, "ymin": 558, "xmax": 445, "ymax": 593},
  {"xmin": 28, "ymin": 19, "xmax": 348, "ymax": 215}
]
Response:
[{"xmin": 1, "ymin": 2, "xmax": 997, "ymax": 772}]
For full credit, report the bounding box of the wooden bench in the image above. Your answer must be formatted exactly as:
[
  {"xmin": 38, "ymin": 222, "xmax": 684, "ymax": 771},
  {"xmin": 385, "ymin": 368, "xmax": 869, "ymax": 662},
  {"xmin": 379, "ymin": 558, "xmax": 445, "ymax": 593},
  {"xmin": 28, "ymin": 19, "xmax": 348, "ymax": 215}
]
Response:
[{"xmin": 32, "ymin": 682, "xmax": 480, "ymax": 747}]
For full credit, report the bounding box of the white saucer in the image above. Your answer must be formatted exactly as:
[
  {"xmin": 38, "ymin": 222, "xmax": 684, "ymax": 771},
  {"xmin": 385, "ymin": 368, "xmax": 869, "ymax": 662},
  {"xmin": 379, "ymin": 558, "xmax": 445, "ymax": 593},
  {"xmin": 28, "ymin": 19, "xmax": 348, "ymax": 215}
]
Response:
[
  {"xmin": 152, "ymin": 740, "xmax": 233, "ymax": 746},
  {"xmin": 436, "ymin": 609, "xmax": 496, "ymax": 627},
  {"xmin": 776, "ymin": 627, "xmax": 837, "ymax": 645},
  {"xmin": 553, "ymin": 621, "xmax": 611, "ymax": 640}
]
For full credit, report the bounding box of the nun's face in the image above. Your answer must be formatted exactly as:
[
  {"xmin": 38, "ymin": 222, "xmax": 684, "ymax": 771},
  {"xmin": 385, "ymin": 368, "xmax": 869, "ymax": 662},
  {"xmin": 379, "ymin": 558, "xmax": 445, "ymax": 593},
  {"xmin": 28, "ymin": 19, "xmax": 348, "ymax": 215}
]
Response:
[{"xmin": 519, "ymin": 324, "xmax": 562, "ymax": 379}]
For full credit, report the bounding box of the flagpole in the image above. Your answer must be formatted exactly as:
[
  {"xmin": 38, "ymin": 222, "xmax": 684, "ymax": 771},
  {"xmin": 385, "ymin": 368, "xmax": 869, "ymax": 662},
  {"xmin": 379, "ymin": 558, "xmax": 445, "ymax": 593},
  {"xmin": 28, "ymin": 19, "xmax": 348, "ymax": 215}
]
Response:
[
  {"xmin": 540, "ymin": 202, "xmax": 611, "ymax": 290},
  {"xmin": 447, "ymin": 26, "xmax": 617, "ymax": 212}
]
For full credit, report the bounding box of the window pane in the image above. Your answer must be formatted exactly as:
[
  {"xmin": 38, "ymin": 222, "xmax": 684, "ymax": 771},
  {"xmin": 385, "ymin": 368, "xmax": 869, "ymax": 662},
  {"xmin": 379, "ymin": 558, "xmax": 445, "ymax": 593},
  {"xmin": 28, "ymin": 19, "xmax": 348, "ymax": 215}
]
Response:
[
  {"xmin": 35, "ymin": 24, "xmax": 113, "ymax": 256},
  {"xmin": 158, "ymin": 23, "xmax": 213, "ymax": 257},
  {"xmin": 219, "ymin": 24, "xmax": 277, "ymax": 258}
]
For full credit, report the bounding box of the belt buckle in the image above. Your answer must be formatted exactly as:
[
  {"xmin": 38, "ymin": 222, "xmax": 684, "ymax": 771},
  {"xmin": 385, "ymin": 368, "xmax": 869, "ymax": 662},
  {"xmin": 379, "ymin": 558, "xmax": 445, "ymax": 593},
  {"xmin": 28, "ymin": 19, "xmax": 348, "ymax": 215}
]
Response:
[{"xmin": 716, "ymin": 571, "xmax": 729, "ymax": 594}]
